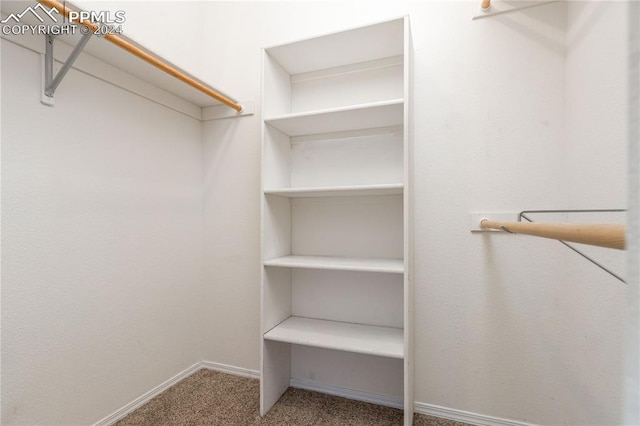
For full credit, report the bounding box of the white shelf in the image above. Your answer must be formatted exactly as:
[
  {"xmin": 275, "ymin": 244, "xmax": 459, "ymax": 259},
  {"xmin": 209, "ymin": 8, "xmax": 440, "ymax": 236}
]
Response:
[
  {"xmin": 264, "ymin": 255, "xmax": 404, "ymax": 274},
  {"xmin": 264, "ymin": 183, "xmax": 403, "ymax": 198},
  {"xmin": 265, "ymin": 18, "xmax": 404, "ymax": 75},
  {"xmin": 265, "ymin": 99, "xmax": 403, "ymax": 137},
  {"xmin": 264, "ymin": 316, "xmax": 404, "ymax": 359}
]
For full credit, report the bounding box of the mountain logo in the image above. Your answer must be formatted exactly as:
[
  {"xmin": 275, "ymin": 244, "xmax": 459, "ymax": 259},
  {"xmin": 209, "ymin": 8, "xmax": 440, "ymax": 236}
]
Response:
[{"xmin": 1, "ymin": 3, "xmax": 59, "ymax": 24}]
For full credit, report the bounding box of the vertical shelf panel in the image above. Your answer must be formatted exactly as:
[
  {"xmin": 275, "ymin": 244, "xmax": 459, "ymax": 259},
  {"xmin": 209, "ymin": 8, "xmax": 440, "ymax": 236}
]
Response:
[
  {"xmin": 402, "ymin": 16, "xmax": 414, "ymax": 426},
  {"xmin": 260, "ymin": 340, "xmax": 291, "ymax": 415}
]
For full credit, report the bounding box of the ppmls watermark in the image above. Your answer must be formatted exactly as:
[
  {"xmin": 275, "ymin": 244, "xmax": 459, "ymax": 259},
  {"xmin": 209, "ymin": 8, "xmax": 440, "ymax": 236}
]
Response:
[{"xmin": 1, "ymin": 3, "xmax": 125, "ymax": 36}]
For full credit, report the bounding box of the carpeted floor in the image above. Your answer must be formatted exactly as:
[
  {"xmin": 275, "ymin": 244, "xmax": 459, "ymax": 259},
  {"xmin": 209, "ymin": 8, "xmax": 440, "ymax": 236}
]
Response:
[{"xmin": 115, "ymin": 369, "xmax": 469, "ymax": 425}]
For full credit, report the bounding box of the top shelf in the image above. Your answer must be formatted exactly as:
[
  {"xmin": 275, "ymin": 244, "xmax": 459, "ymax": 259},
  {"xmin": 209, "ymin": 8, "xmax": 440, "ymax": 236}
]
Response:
[
  {"xmin": 265, "ymin": 18, "xmax": 405, "ymax": 75},
  {"xmin": 263, "ymin": 17, "xmax": 406, "ymax": 118}
]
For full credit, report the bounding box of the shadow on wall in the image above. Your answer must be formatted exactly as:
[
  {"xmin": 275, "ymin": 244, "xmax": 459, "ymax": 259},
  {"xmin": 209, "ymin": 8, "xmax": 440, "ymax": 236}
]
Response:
[
  {"xmin": 565, "ymin": 2, "xmax": 609, "ymax": 50},
  {"xmin": 202, "ymin": 117, "xmax": 241, "ymax": 195},
  {"xmin": 477, "ymin": 231, "xmax": 625, "ymax": 424},
  {"xmin": 489, "ymin": 2, "xmax": 567, "ymax": 57}
]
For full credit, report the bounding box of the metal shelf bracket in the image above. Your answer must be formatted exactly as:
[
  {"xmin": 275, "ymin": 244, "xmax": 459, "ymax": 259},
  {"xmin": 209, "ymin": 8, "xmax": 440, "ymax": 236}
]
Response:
[
  {"xmin": 518, "ymin": 209, "xmax": 627, "ymax": 284},
  {"xmin": 41, "ymin": 32, "xmax": 93, "ymax": 106}
]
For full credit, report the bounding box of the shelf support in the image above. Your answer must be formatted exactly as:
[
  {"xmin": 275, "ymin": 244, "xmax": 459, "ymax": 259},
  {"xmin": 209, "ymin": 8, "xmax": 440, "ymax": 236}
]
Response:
[
  {"xmin": 473, "ymin": 209, "xmax": 627, "ymax": 283},
  {"xmin": 472, "ymin": 0, "xmax": 558, "ymax": 20},
  {"xmin": 517, "ymin": 211, "xmax": 627, "ymax": 283},
  {"xmin": 38, "ymin": 0, "xmax": 243, "ymax": 112},
  {"xmin": 42, "ymin": 32, "xmax": 93, "ymax": 105}
]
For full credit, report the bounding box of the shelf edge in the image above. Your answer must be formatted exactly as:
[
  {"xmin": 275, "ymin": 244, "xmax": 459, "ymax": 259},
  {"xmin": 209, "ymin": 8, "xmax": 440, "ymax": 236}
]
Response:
[{"xmin": 264, "ymin": 98, "xmax": 404, "ymax": 122}]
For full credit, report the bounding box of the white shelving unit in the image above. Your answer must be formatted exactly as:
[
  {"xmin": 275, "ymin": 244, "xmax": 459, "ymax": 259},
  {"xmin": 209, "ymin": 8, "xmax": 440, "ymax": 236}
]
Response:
[{"xmin": 260, "ymin": 17, "xmax": 413, "ymax": 425}]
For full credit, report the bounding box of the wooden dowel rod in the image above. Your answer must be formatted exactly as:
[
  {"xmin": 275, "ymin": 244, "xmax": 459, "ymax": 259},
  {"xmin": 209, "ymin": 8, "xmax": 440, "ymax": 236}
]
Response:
[
  {"xmin": 481, "ymin": 0, "xmax": 491, "ymax": 10},
  {"xmin": 38, "ymin": 0, "xmax": 243, "ymax": 112},
  {"xmin": 480, "ymin": 220, "xmax": 626, "ymax": 250}
]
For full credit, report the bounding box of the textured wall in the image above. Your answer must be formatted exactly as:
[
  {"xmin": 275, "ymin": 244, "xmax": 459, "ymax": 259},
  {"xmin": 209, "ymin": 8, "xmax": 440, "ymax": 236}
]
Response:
[
  {"xmin": 0, "ymin": 1, "xmax": 630, "ymax": 425},
  {"xmin": 1, "ymin": 39, "xmax": 204, "ymax": 424},
  {"xmin": 561, "ymin": 3, "xmax": 628, "ymax": 422},
  {"xmin": 74, "ymin": 1, "xmax": 208, "ymax": 80},
  {"xmin": 199, "ymin": 1, "xmax": 628, "ymax": 424}
]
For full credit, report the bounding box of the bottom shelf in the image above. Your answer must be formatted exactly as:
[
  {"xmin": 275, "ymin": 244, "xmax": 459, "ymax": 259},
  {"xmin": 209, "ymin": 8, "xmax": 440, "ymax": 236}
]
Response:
[{"xmin": 263, "ymin": 316, "xmax": 404, "ymax": 359}]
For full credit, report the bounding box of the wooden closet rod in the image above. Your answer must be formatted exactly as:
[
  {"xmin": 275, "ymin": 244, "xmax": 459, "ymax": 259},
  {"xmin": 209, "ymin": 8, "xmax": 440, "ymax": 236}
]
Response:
[
  {"xmin": 480, "ymin": 220, "xmax": 626, "ymax": 250},
  {"xmin": 38, "ymin": 0, "xmax": 243, "ymax": 112}
]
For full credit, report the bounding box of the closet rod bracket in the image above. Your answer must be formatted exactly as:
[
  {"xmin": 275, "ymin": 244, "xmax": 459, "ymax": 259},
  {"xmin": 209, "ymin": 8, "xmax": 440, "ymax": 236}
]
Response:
[
  {"xmin": 42, "ymin": 32, "xmax": 93, "ymax": 106},
  {"xmin": 518, "ymin": 210, "xmax": 627, "ymax": 283}
]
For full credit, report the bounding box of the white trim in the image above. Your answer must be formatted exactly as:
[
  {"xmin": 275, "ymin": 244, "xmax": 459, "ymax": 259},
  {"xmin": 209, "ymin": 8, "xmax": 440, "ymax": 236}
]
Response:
[
  {"xmin": 289, "ymin": 378, "xmax": 535, "ymax": 426},
  {"xmin": 93, "ymin": 361, "xmax": 259, "ymax": 426},
  {"xmin": 414, "ymin": 401, "xmax": 536, "ymax": 426},
  {"xmin": 92, "ymin": 362, "xmax": 203, "ymax": 426},
  {"xmin": 200, "ymin": 360, "xmax": 260, "ymax": 379},
  {"xmin": 289, "ymin": 378, "xmax": 403, "ymax": 409},
  {"xmin": 92, "ymin": 360, "xmax": 535, "ymax": 426}
]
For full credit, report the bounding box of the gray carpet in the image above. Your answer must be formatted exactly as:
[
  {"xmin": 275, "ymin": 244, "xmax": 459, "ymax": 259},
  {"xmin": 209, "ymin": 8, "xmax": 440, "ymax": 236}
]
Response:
[{"xmin": 115, "ymin": 369, "xmax": 469, "ymax": 425}]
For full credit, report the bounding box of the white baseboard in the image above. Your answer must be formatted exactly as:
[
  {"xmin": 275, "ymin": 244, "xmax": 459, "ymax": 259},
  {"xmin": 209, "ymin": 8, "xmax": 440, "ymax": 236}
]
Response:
[
  {"xmin": 200, "ymin": 360, "xmax": 260, "ymax": 379},
  {"xmin": 93, "ymin": 360, "xmax": 534, "ymax": 426},
  {"xmin": 93, "ymin": 360, "xmax": 259, "ymax": 426},
  {"xmin": 289, "ymin": 379, "xmax": 536, "ymax": 426},
  {"xmin": 289, "ymin": 380, "xmax": 534, "ymax": 426},
  {"xmin": 93, "ymin": 362, "xmax": 203, "ymax": 426},
  {"xmin": 289, "ymin": 378, "xmax": 404, "ymax": 409},
  {"xmin": 414, "ymin": 401, "xmax": 535, "ymax": 426}
]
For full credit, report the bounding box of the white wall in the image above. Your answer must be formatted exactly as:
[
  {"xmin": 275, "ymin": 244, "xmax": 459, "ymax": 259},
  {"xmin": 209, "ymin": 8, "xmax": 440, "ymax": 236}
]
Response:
[
  {"xmin": 562, "ymin": 3, "xmax": 628, "ymax": 422},
  {"xmin": 201, "ymin": 115, "xmax": 261, "ymax": 369},
  {"xmin": 200, "ymin": 1, "xmax": 628, "ymax": 424},
  {"xmin": 1, "ymin": 1, "xmax": 630, "ymax": 425},
  {"xmin": 74, "ymin": 0, "xmax": 208, "ymax": 79},
  {"xmin": 1, "ymin": 37, "xmax": 204, "ymax": 425}
]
